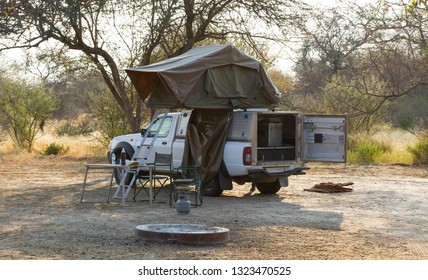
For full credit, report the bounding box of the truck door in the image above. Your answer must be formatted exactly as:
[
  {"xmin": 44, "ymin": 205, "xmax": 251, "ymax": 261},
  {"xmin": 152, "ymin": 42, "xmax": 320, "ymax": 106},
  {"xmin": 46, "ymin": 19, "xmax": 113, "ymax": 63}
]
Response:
[
  {"xmin": 302, "ymin": 114, "xmax": 347, "ymax": 163},
  {"xmin": 141, "ymin": 115, "xmax": 174, "ymax": 167}
]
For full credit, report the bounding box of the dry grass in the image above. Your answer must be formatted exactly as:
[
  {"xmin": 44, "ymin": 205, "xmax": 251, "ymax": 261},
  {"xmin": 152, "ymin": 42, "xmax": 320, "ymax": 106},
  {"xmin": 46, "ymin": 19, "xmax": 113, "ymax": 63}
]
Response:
[
  {"xmin": 0, "ymin": 124, "xmax": 420, "ymax": 165},
  {"xmin": 372, "ymin": 127, "xmax": 416, "ymax": 165},
  {"xmin": 0, "ymin": 125, "xmax": 107, "ymax": 158}
]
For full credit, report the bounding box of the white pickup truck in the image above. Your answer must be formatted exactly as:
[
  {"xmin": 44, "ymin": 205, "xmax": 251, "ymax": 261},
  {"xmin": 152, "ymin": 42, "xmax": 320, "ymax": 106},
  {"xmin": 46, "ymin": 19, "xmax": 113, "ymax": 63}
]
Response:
[{"xmin": 109, "ymin": 110, "xmax": 347, "ymax": 196}]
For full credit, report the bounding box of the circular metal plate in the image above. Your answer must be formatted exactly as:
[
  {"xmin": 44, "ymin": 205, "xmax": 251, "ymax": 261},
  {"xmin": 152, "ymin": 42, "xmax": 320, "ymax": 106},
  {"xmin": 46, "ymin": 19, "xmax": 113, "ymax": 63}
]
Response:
[{"xmin": 135, "ymin": 224, "xmax": 229, "ymax": 246}]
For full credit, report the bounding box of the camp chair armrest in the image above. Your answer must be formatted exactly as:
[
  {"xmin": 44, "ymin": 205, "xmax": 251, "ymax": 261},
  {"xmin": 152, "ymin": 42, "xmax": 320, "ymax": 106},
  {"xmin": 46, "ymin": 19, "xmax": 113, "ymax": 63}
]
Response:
[{"xmin": 173, "ymin": 165, "xmax": 199, "ymax": 172}]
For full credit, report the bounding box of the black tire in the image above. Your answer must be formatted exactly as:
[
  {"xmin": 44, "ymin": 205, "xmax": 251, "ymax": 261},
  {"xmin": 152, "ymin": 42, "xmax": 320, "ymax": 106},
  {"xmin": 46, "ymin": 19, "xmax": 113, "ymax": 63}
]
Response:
[
  {"xmin": 109, "ymin": 142, "xmax": 135, "ymax": 163},
  {"xmin": 202, "ymin": 175, "xmax": 223, "ymax": 196},
  {"xmin": 255, "ymin": 180, "xmax": 282, "ymax": 194},
  {"xmin": 110, "ymin": 142, "xmax": 135, "ymax": 185}
]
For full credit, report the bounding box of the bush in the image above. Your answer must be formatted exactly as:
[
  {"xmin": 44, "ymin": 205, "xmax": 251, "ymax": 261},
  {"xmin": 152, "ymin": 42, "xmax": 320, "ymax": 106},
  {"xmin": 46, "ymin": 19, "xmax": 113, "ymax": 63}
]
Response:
[
  {"xmin": 42, "ymin": 142, "xmax": 69, "ymax": 155},
  {"xmin": 391, "ymin": 95, "xmax": 428, "ymax": 136},
  {"xmin": 0, "ymin": 79, "xmax": 58, "ymax": 152},
  {"xmin": 55, "ymin": 119, "xmax": 93, "ymax": 136},
  {"xmin": 407, "ymin": 138, "xmax": 428, "ymax": 165},
  {"xmin": 88, "ymin": 85, "xmax": 131, "ymax": 145},
  {"xmin": 348, "ymin": 138, "xmax": 392, "ymax": 164},
  {"xmin": 282, "ymin": 74, "xmax": 391, "ymax": 135}
]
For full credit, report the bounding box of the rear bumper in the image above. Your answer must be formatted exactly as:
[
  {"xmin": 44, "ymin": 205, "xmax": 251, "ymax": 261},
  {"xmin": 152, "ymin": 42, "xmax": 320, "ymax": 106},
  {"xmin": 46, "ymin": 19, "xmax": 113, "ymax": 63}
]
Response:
[{"xmin": 247, "ymin": 166, "xmax": 309, "ymax": 178}]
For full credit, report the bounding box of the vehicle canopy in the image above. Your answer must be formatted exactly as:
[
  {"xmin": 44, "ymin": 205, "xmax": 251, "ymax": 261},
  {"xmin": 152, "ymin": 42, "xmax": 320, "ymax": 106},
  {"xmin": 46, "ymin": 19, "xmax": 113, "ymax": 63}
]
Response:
[
  {"xmin": 126, "ymin": 44, "xmax": 281, "ymax": 109},
  {"xmin": 126, "ymin": 45, "xmax": 281, "ymax": 185}
]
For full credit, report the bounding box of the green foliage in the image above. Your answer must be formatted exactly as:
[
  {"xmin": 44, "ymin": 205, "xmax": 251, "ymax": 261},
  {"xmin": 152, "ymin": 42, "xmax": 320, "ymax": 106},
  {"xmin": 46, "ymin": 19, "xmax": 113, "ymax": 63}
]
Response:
[
  {"xmin": 55, "ymin": 118, "xmax": 93, "ymax": 136},
  {"xmin": 391, "ymin": 95, "xmax": 428, "ymax": 137},
  {"xmin": 348, "ymin": 136, "xmax": 392, "ymax": 164},
  {"xmin": 42, "ymin": 142, "xmax": 69, "ymax": 155},
  {"xmin": 322, "ymin": 75, "xmax": 391, "ymax": 134},
  {"xmin": 407, "ymin": 137, "xmax": 428, "ymax": 165},
  {"xmin": 285, "ymin": 74, "xmax": 391, "ymax": 135},
  {"xmin": 0, "ymin": 78, "xmax": 58, "ymax": 152},
  {"xmin": 406, "ymin": 0, "xmax": 428, "ymax": 13},
  {"xmin": 88, "ymin": 84, "xmax": 131, "ymax": 145},
  {"xmin": 0, "ymin": 127, "xmax": 5, "ymax": 143}
]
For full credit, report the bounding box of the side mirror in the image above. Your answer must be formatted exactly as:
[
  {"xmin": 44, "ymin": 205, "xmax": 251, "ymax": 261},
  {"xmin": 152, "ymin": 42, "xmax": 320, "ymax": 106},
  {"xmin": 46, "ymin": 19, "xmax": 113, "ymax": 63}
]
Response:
[{"xmin": 141, "ymin": 128, "xmax": 147, "ymax": 136}]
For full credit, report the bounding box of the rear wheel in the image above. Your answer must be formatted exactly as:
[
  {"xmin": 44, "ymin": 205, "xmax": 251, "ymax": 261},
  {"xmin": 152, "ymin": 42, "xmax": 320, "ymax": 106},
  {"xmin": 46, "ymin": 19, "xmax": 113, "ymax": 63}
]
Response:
[
  {"xmin": 255, "ymin": 180, "xmax": 282, "ymax": 194},
  {"xmin": 202, "ymin": 175, "xmax": 223, "ymax": 196}
]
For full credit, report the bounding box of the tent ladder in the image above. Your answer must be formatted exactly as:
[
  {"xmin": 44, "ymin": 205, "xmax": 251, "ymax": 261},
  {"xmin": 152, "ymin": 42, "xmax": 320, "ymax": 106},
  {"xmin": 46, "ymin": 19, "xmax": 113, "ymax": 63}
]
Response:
[{"xmin": 132, "ymin": 109, "xmax": 166, "ymax": 164}]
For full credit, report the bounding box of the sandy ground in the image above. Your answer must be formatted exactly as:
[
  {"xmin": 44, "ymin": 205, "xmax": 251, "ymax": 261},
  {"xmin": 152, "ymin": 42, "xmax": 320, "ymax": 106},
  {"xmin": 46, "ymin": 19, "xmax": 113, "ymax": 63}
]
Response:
[{"xmin": 0, "ymin": 155, "xmax": 428, "ymax": 260}]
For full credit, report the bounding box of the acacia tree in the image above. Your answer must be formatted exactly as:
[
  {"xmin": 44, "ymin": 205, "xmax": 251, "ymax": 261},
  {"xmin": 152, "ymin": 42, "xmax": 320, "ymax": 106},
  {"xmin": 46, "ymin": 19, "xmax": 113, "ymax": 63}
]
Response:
[
  {"xmin": 0, "ymin": 0, "xmax": 304, "ymax": 132},
  {"xmin": 345, "ymin": 1, "xmax": 428, "ymax": 111},
  {"xmin": 0, "ymin": 78, "xmax": 58, "ymax": 152},
  {"xmin": 287, "ymin": 1, "xmax": 428, "ymax": 132},
  {"xmin": 292, "ymin": 5, "xmax": 375, "ymax": 96}
]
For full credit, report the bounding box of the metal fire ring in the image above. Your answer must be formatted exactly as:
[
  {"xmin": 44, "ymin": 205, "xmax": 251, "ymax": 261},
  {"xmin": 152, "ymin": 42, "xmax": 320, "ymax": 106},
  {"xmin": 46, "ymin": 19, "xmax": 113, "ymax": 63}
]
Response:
[{"xmin": 135, "ymin": 224, "xmax": 229, "ymax": 246}]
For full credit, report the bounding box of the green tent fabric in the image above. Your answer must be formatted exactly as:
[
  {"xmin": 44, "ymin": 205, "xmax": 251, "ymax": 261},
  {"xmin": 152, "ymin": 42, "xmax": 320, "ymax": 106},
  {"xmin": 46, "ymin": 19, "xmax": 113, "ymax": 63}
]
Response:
[
  {"xmin": 182, "ymin": 108, "xmax": 233, "ymax": 185},
  {"xmin": 126, "ymin": 45, "xmax": 282, "ymax": 187},
  {"xmin": 126, "ymin": 44, "xmax": 281, "ymax": 109}
]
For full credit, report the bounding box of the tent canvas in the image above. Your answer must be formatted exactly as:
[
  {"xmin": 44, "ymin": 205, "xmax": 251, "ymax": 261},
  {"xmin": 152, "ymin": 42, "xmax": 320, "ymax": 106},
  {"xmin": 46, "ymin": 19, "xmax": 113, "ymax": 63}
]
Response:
[
  {"xmin": 182, "ymin": 108, "xmax": 233, "ymax": 186},
  {"xmin": 126, "ymin": 45, "xmax": 281, "ymax": 186},
  {"xmin": 126, "ymin": 44, "xmax": 281, "ymax": 109}
]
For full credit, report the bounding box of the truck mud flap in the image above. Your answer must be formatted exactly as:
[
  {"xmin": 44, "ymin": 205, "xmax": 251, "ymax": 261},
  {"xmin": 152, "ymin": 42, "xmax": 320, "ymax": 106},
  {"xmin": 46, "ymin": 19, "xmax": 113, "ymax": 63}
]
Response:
[{"xmin": 219, "ymin": 160, "xmax": 233, "ymax": 190}]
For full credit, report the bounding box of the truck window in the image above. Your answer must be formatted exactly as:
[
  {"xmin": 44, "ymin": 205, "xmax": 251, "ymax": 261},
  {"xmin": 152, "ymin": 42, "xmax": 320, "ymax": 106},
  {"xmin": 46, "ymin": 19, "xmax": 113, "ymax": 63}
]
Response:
[{"xmin": 147, "ymin": 117, "xmax": 173, "ymax": 138}]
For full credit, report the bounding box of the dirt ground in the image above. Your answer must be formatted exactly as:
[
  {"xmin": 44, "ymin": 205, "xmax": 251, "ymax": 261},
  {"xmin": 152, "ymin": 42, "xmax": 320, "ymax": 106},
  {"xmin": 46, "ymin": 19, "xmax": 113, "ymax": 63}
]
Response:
[{"xmin": 1, "ymin": 155, "xmax": 428, "ymax": 260}]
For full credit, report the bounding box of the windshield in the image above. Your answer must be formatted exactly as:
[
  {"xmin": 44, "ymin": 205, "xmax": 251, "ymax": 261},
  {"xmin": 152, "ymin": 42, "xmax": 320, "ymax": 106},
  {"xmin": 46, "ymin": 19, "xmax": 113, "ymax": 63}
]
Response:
[{"xmin": 147, "ymin": 117, "xmax": 173, "ymax": 138}]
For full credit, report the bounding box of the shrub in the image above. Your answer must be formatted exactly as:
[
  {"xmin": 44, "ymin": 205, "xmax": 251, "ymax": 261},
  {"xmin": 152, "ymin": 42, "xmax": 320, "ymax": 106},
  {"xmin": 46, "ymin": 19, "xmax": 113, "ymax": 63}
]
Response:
[
  {"xmin": 348, "ymin": 138, "xmax": 392, "ymax": 164},
  {"xmin": 55, "ymin": 119, "xmax": 93, "ymax": 136},
  {"xmin": 283, "ymin": 74, "xmax": 391, "ymax": 135},
  {"xmin": 391, "ymin": 95, "xmax": 428, "ymax": 136},
  {"xmin": 42, "ymin": 142, "xmax": 69, "ymax": 155},
  {"xmin": 407, "ymin": 138, "xmax": 428, "ymax": 165},
  {"xmin": 88, "ymin": 84, "xmax": 131, "ymax": 145},
  {"xmin": 0, "ymin": 79, "xmax": 58, "ymax": 152}
]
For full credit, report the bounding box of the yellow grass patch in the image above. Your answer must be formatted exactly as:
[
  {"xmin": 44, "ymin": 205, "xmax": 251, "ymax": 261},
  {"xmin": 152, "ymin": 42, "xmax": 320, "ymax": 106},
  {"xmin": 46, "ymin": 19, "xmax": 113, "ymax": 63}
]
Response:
[
  {"xmin": 0, "ymin": 131, "xmax": 107, "ymax": 158},
  {"xmin": 372, "ymin": 127, "xmax": 416, "ymax": 165}
]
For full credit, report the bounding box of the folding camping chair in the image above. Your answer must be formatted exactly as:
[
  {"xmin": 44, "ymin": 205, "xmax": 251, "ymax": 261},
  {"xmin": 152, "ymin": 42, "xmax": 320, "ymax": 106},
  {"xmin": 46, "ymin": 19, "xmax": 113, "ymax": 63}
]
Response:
[
  {"xmin": 133, "ymin": 152, "xmax": 172, "ymax": 201},
  {"xmin": 170, "ymin": 165, "xmax": 202, "ymax": 207}
]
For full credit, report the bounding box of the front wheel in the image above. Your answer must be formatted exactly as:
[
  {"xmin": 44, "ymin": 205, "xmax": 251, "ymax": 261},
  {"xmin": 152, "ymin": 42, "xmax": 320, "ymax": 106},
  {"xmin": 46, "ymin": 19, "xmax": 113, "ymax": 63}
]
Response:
[
  {"xmin": 110, "ymin": 143, "xmax": 135, "ymax": 185},
  {"xmin": 255, "ymin": 180, "xmax": 282, "ymax": 194}
]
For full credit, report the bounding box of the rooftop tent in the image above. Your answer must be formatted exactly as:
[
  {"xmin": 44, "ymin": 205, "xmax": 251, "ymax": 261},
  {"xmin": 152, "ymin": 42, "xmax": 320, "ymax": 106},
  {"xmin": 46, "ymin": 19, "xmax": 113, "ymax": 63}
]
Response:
[
  {"xmin": 126, "ymin": 45, "xmax": 282, "ymax": 187},
  {"xmin": 126, "ymin": 44, "xmax": 281, "ymax": 109}
]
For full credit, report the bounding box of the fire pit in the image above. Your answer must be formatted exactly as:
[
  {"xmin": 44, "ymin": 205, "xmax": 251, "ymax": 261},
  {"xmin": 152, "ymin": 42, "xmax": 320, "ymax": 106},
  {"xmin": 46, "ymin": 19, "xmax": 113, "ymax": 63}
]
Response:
[{"xmin": 135, "ymin": 224, "xmax": 229, "ymax": 246}]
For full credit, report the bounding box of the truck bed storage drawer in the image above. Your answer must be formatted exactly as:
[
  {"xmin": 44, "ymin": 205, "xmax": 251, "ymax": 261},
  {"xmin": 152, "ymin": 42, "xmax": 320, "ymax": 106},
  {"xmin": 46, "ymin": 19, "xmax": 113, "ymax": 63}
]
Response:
[{"xmin": 257, "ymin": 146, "xmax": 295, "ymax": 162}]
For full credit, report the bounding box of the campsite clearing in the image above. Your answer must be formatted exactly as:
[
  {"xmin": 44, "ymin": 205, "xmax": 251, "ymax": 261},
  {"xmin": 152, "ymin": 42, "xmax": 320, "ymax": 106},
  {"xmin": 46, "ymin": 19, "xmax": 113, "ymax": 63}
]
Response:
[{"xmin": 1, "ymin": 155, "xmax": 428, "ymax": 259}]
